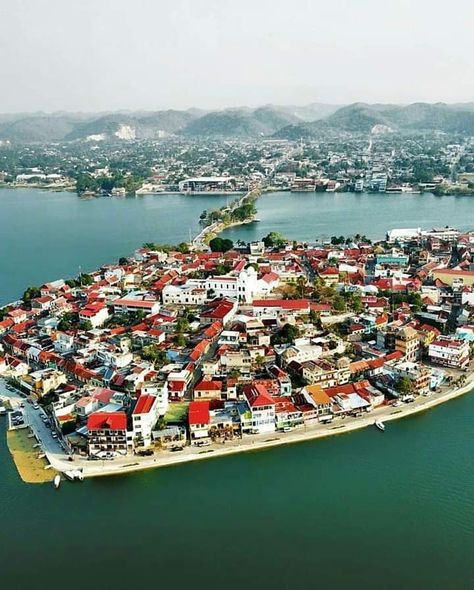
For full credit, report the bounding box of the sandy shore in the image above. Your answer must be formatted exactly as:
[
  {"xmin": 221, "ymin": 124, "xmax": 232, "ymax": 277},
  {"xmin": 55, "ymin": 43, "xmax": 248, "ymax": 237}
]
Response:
[
  {"xmin": 47, "ymin": 374, "xmax": 473, "ymax": 480},
  {"xmin": 7, "ymin": 428, "xmax": 57, "ymax": 484}
]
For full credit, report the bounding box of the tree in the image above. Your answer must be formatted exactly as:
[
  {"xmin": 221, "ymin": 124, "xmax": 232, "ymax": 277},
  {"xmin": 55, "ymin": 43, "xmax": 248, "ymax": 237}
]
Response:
[
  {"xmin": 79, "ymin": 273, "xmax": 94, "ymax": 286},
  {"xmin": 263, "ymin": 232, "xmax": 286, "ymax": 249},
  {"xmin": 309, "ymin": 309, "xmax": 321, "ymax": 327},
  {"xmin": 175, "ymin": 316, "xmax": 189, "ymax": 333},
  {"xmin": 81, "ymin": 320, "xmax": 93, "ymax": 331},
  {"xmin": 22, "ymin": 285, "xmax": 41, "ymax": 303},
  {"xmin": 271, "ymin": 323, "xmax": 301, "ymax": 345},
  {"xmin": 332, "ymin": 295, "xmax": 346, "ymax": 312},
  {"xmin": 141, "ymin": 345, "xmax": 167, "ymax": 367},
  {"xmin": 118, "ymin": 257, "xmax": 128, "ymax": 266},
  {"xmin": 209, "ymin": 237, "xmax": 234, "ymax": 253},
  {"xmin": 254, "ymin": 354, "xmax": 265, "ymax": 369},
  {"xmin": 396, "ymin": 377, "xmax": 414, "ymax": 396},
  {"xmin": 176, "ymin": 242, "xmax": 190, "ymax": 254},
  {"xmin": 174, "ymin": 333, "xmax": 188, "ymax": 347},
  {"xmin": 350, "ymin": 294, "xmax": 363, "ymax": 313},
  {"xmin": 57, "ymin": 312, "xmax": 80, "ymax": 331}
]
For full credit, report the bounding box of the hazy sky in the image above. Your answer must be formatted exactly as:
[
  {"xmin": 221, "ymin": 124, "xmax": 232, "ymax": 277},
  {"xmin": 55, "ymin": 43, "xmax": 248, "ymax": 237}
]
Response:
[{"xmin": 0, "ymin": 0, "xmax": 473, "ymax": 112}]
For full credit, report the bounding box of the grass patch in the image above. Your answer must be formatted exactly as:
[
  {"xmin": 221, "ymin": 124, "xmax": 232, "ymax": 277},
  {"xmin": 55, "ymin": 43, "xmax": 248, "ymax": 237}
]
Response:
[{"xmin": 164, "ymin": 401, "xmax": 189, "ymax": 425}]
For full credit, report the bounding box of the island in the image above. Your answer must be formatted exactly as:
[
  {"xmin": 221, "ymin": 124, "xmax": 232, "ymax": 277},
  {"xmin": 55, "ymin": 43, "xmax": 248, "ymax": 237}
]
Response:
[{"xmin": 1, "ymin": 223, "xmax": 473, "ymax": 483}]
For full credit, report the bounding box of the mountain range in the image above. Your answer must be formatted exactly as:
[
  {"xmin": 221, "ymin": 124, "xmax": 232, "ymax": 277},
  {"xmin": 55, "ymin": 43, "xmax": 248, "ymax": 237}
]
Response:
[{"xmin": 1, "ymin": 102, "xmax": 474, "ymax": 142}]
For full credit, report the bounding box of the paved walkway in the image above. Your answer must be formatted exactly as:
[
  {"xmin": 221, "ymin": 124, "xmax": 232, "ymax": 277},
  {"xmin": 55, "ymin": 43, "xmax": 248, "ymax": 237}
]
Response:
[{"xmin": 3, "ymin": 374, "xmax": 473, "ymax": 481}]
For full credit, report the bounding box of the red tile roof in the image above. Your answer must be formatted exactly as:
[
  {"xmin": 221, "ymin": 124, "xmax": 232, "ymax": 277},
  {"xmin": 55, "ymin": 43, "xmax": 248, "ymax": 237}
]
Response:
[
  {"xmin": 188, "ymin": 400, "xmax": 210, "ymax": 425},
  {"xmin": 133, "ymin": 394, "xmax": 156, "ymax": 414},
  {"xmin": 243, "ymin": 383, "xmax": 275, "ymax": 408},
  {"xmin": 87, "ymin": 411, "xmax": 127, "ymax": 431},
  {"xmin": 252, "ymin": 299, "xmax": 309, "ymax": 310}
]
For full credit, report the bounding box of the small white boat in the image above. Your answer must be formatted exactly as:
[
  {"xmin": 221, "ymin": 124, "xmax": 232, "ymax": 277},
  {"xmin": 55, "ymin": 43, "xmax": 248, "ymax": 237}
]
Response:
[
  {"xmin": 64, "ymin": 469, "xmax": 84, "ymax": 482},
  {"xmin": 375, "ymin": 420, "xmax": 385, "ymax": 432},
  {"xmin": 53, "ymin": 474, "xmax": 61, "ymax": 489}
]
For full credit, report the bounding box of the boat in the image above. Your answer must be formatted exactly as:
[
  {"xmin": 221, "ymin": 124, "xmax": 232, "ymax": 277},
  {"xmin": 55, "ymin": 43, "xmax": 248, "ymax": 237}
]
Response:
[
  {"xmin": 64, "ymin": 469, "xmax": 84, "ymax": 481},
  {"xmin": 375, "ymin": 420, "xmax": 385, "ymax": 432},
  {"xmin": 53, "ymin": 474, "xmax": 61, "ymax": 489},
  {"xmin": 0, "ymin": 406, "xmax": 6, "ymax": 415}
]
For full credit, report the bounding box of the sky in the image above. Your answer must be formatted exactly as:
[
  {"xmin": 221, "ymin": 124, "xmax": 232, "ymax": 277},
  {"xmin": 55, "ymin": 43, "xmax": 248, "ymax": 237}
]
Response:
[{"xmin": 0, "ymin": 0, "xmax": 473, "ymax": 113}]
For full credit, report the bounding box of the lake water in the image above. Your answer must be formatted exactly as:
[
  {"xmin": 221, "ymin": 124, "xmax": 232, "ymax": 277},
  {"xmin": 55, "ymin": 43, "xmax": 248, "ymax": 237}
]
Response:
[
  {"xmin": 1, "ymin": 394, "xmax": 473, "ymax": 590},
  {"xmin": 221, "ymin": 190, "xmax": 474, "ymax": 243},
  {"xmin": 1, "ymin": 187, "xmax": 474, "ymax": 589},
  {"xmin": 2, "ymin": 188, "xmax": 474, "ymax": 305},
  {"xmin": 0, "ymin": 189, "xmax": 228, "ymax": 305}
]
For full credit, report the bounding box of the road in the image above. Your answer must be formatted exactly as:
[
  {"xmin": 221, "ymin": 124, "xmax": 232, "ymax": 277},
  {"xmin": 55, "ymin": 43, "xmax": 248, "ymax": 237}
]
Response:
[{"xmin": 2, "ymin": 370, "xmax": 473, "ymax": 480}]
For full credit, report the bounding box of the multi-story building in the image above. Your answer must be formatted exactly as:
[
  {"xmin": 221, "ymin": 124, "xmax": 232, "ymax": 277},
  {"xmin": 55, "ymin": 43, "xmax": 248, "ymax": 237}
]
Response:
[
  {"xmin": 205, "ymin": 267, "xmax": 259, "ymax": 303},
  {"xmin": 188, "ymin": 400, "xmax": 210, "ymax": 443},
  {"xmin": 242, "ymin": 384, "xmax": 276, "ymax": 434},
  {"xmin": 87, "ymin": 411, "xmax": 128, "ymax": 457},
  {"xmin": 162, "ymin": 282, "xmax": 207, "ymax": 306},
  {"xmin": 301, "ymin": 358, "xmax": 350, "ymax": 388},
  {"xmin": 131, "ymin": 394, "xmax": 160, "ymax": 448},
  {"xmin": 428, "ymin": 337, "xmax": 470, "ymax": 369},
  {"xmin": 395, "ymin": 326, "xmax": 420, "ymax": 362},
  {"xmin": 388, "ymin": 361, "xmax": 431, "ymax": 395}
]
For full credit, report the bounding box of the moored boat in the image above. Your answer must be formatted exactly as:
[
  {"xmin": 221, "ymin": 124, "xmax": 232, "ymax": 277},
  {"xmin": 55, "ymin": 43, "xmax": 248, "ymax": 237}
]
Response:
[
  {"xmin": 375, "ymin": 420, "xmax": 385, "ymax": 432},
  {"xmin": 53, "ymin": 474, "xmax": 61, "ymax": 489},
  {"xmin": 64, "ymin": 469, "xmax": 84, "ymax": 481}
]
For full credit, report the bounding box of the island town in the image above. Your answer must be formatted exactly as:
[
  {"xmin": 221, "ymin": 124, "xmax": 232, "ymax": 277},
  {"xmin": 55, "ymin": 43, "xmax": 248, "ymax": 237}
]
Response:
[{"xmin": 1, "ymin": 220, "xmax": 474, "ymax": 484}]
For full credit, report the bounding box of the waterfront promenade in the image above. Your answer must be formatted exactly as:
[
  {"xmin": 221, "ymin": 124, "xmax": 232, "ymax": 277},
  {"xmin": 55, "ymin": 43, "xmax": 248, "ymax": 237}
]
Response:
[{"xmin": 4, "ymin": 374, "xmax": 473, "ymax": 481}]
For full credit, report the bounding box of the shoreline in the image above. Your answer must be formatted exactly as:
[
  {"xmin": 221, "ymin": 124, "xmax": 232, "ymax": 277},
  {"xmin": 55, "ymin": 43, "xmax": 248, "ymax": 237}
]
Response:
[{"xmin": 32, "ymin": 374, "xmax": 473, "ymax": 481}]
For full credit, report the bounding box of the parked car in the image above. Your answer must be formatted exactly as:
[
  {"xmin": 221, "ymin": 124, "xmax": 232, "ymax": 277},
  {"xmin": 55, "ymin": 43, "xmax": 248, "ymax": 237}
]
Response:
[{"xmin": 137, "ymin": 449, "xmax": 154, "ymax": 456}]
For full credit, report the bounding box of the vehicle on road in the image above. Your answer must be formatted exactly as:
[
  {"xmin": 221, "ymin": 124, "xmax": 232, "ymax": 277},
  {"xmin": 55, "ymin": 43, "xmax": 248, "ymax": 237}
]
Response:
[{"xmin": 137, "ymin": 449, "xmax": 154, "ymax": 456}]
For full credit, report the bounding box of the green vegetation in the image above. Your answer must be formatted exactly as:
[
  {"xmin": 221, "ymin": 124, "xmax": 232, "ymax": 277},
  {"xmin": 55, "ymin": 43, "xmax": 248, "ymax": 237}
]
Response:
[
  {"xmin": 141, "ymin": 345, "xmax": 168, "ymax": 367},
  {"xmin": 396, "ymin": 377, "xmax": 415, "ymax": 396},
  {"xmin": 263, "ymin": 231, "xmax": 287, "ymax": 248},
  {"xmin": 57, "ymin": 312, "xmax": 80, "ymax": 331},
  {"xmin": 104, "ymin": 310, "xmax": 146, "ymax": 328},
  {"xmin": 209, "ymin": 237, "xmax": 234, "ymax": 252},
  {"xmin": 75, "ymin": 172, "xmax": 144, "ymax": 195},
  {"xmin": 142, "ymin": 242, "xmax": 190, "ymax": 254},
  {"xmin": 271, "ymin": 323, "xmax": 301, "ymax": 345},
  {"xmin": 22, "ymin": 285, "xmax": 41, "ymax": 304}
]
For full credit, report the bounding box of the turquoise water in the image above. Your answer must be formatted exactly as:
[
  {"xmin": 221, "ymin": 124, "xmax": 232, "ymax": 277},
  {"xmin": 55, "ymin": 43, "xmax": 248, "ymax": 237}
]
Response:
[
  {"xmin": 1, "ymin": 187, "xmax": 474, "ymax": 588},
  {"xmin": 221, "ymin": 190, "xmax": 474, "ymax": 242},
  {"xmin": 2, "ymin": 188, "xmax": 474, "ymax": 305},
  {"xmin": 0, "ymin": 189, "xmax": 228, "ymax": 305},
  {"xmin": 1, "ymin": 394, "xmax": 473, "ymax": 589}
]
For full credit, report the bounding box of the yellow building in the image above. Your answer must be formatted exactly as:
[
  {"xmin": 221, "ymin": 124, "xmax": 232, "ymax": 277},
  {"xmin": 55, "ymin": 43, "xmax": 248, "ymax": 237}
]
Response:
[
  {"xmin": 395, "ymin": 326, "xmax": 420, "ymax": 362},
  {"xmin": 432, "ymin": 269, "xmax": 474, "ymax": 287}
]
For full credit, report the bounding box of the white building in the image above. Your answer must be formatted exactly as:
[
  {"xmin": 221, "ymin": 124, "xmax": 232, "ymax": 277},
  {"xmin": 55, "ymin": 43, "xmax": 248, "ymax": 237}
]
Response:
[
  {"xmin": 162, "ymin": 282, "xmax": 207, "ymax": 306},
  {"xmin": 243, "ymin": 384, "xmax": 276, "ymax": 434},
  {"xmin": 131, "ymin": 394, "xmax": 161, "ymax": 448},
  {"xmin": 206, "ymin": 267, "xmax": 260, "ymax": 303},
  {"xmin": 428, "ymin": 337, "xmax": 470, "ymax": 369},
  {"xmin": 140, "ymin": 382, "xmax": 169, "ymax": 415},
  {"xmin": 111, "ymin": 295, "xmax": 160, "ymax": 316},
  {"xmin": 386, "ymin": 228, "xmax": 421, "ymax": 244}
]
